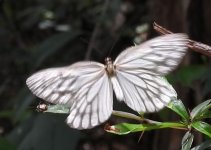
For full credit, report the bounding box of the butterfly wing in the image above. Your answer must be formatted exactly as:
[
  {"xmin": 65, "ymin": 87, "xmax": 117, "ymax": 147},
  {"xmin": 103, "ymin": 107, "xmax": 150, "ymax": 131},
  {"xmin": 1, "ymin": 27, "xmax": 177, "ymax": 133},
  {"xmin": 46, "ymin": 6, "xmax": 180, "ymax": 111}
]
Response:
[
  {"xmin": 114, "ymin": 34, "xmax": 188, "ymax": 75},
  {"xmin": 27, "ymin": 62, "xmax": 113, "ymax": 129},
  {"xmin": 113, "ymin": 34, "xmax": 188, "ymax": 112},
  {"xmin": 66, "ymin": 72, "xmax": 113, "ymax": 129},
  {"xmin": 111, "ymin": 70, "xmax": 176, "ymax": 112}
]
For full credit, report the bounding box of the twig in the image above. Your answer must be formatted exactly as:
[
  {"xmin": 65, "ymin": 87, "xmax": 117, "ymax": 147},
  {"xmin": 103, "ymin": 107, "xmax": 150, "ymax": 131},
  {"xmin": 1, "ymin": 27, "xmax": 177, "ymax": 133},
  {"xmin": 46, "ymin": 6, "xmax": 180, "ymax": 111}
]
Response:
[
  {"xmin": 112, "ymin": 110, "xmax": 160, "ymax": 124},
  {"xmin": 153, "ymin": 22, "xmax": 211, "ymax": 57},
  {"xmin": 85, "ymin": 0, "xmax": 110, "ymax": 60}
]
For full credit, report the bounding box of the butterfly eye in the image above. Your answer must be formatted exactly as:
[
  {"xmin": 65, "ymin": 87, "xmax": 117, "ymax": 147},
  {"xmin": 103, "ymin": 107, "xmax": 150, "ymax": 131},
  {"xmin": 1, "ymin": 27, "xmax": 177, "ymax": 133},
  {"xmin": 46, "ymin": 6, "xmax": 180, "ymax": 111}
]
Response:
[{"xmin": 105, "ymin": 57, "xmax": 112, "ymax": 63}]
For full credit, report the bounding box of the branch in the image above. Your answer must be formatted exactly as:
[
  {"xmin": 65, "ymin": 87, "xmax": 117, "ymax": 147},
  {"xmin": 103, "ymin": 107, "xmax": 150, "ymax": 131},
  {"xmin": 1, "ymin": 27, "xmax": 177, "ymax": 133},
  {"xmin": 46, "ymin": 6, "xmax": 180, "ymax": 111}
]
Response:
[
  {"xmin": 153, "ymin": 22, "xmax": 211, "ymax": 57},
  {"xmin": 85, "ymin": 0, "xmax": 110, "ymax": 60}
]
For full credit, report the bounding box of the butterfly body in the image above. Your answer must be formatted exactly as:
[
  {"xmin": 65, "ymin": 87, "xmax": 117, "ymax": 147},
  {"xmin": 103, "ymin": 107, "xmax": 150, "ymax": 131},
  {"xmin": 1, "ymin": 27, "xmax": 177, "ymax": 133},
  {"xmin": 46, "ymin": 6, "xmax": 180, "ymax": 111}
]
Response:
[
  {"xmin": 26, "ymin": 34, "xmax": 188, "ymax": 129},
  {"xmin": 105, "ymin": 57, "xmax": 115, "ymax": 76}
]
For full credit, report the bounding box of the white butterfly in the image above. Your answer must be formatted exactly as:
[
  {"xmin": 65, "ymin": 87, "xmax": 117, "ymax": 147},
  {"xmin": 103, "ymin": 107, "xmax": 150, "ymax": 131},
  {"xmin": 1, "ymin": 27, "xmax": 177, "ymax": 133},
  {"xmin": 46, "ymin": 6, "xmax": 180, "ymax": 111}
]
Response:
[{"xmin": 26, "ymin": 34, "xmax": 188, "ymax": 129}]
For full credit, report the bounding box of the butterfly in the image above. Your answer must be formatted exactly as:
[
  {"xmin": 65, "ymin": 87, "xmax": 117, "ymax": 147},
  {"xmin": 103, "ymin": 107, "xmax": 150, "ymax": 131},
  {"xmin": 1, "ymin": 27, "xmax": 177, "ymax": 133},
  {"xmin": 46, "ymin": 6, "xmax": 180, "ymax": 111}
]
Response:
[{"xmin": 26, "ymin": 33, "xmax": 188, "ymax": 129}]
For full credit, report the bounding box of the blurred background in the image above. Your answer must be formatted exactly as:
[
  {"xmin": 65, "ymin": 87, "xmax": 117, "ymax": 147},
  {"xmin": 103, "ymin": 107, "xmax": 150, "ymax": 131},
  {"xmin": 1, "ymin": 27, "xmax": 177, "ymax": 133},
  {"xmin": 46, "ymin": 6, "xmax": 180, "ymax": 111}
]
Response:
[{"xmin": 0, "ymin": 0, "xmax": 211, "ymax": 150}]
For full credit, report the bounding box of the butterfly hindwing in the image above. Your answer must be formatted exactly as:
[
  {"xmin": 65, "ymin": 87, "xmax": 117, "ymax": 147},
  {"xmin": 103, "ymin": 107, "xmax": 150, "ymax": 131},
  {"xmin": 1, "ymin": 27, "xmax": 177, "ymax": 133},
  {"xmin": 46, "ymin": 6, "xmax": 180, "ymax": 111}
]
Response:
[
  {"xmin": 112, "ymin": 69, "xmax": 176, "ymax": 112},
  {"xmin": 66, "ymin": 73, "xmax": 113, "ymax": 129},
  {"xmin": 26, "ymin": 67, "xmax": 76, "ymax": 106}
]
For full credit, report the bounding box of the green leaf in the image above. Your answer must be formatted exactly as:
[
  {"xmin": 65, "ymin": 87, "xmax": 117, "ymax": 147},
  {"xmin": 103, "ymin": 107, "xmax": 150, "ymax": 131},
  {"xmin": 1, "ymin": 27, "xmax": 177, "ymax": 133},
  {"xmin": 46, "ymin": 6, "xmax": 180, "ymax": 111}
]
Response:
[
  {"xmin": 192, "ymin": 121, "xmax": 211, "ymax": 138},
  {"xmin": 0, "ymin": 137, "xmax": 16, "ymax": 150},
  {"xmin": 0, "ymin": 110, "xmax": 13, "ymax": 118},
  {"xmin": 201, "ymin": 110, "xmax": 211, "ymax": 119},
  {"xmin": 105, "ymin": 122, "xmax": 186, "ymax": 135},
  {"xmin": 44, "ymin": 104, "xmax": 69, "ymax": 114},
  {"xmin": 190, "ymin": 99, "xmax": 211, "ymax": 121},
  {"xmin": 181, "ymin": 131, "xmax": 194, "ymax": 150},
  {"xmin": 32, "ymin": 31, "xmax": 81, "ymax": 68},
  {"xmin": 191, "ymin": 140, "xmax": 211, "ymax": 150},
  {"xmin": 167, "ymin": 65, "xmax": 206, "ymax": 87},
  {"xmin": 7, "ymin": 114, "xmax": 83, "ymax": 150},
  {"xmin": 13, "ymin": 88, "xmax": 34, "ymax": 122},
  {"xmin": 167, "ymin": 99, "xmax": 189, "ymax": 122}
]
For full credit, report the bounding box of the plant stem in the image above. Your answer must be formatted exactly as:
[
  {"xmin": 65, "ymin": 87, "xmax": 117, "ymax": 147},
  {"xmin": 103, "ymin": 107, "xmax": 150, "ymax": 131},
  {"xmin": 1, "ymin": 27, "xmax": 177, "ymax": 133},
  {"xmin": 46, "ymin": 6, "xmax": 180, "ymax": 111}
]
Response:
[
  {"xmin": 153, "ymin": 22, "xmax": 211, "ymax": 57},
  {"xmin": 112, "ymin": 110, "xmax": 161, "ymax": 124},
  {"xmin": 112, "ymin": 110, "xmax": 188, "ymax": 131}
]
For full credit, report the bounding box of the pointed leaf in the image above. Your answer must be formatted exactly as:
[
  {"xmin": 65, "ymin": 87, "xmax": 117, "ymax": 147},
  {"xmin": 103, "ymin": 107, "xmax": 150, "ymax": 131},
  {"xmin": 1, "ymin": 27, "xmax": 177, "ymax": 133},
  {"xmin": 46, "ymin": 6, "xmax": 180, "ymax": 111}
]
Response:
[
  {"xmin": 167, "ymin": 99, "xmax": 189, "ymax": 121},
  {"xmin": 181, "ymin": 131, "xmax": 194, "ymax": 150},
  {"xmin": 201, "ymin": 110, "xmax": 211, "ymax": 119},
  {"xmin": 191, "ymin": 99, "xmax": 211, "ymax": 120},
  {"xmin": 105, "ymin": 122, "xmax": 186, "ymax": 135},
  {"xmin": 191, "ymin": 140, "xmax": 211, "ymax": 150},
  {"xmin": 192, "ymin": 121, "xmax": 211, "ymax": 138},
  {"xmin": 44, "ymin": 104, "xmax": 69, "ymax": 114}
]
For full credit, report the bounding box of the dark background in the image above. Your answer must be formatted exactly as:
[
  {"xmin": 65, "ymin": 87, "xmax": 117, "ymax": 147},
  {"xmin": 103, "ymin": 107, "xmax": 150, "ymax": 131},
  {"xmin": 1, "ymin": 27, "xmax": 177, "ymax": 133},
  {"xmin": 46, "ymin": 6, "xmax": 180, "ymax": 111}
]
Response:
[{"xmin": 0, "ymin": 0, "xmax": 211, "ymax": 150}]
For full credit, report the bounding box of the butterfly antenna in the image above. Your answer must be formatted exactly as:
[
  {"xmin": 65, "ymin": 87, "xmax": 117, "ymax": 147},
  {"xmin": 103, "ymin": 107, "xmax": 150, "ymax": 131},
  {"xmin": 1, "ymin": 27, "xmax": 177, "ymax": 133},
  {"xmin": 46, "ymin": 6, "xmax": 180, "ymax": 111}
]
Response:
[
  {"xmin": 138, "ymin": 131, "xmax": 145, "ymax": 143},
  {"xmin": 106, "ymin": 15, "xmax": 139, "ymax": 57},
  {"xmin": 79, "ymin": 37, "xmax": 90, "ymax": 45},
  {"xmin": 80, "ymin": 37, "xmax": 100, "ymax": 60},
  {"xmin": 107, "ymin": 37, "xmax": 119, "ymax": 57}
]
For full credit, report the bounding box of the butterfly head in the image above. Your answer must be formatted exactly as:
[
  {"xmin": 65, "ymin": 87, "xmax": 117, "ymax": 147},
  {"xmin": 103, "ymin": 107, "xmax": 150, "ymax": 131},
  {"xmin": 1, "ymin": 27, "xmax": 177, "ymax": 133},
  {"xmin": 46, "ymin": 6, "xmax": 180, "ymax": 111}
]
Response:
[
  {"xmin": 105, "ymin": 57, "xmax": 112, "ymax": 63},
  {"xmin": 36, "ymin": 103, "xmax": 48, "ymax": 112},
  {"xmin": 105, "ymin": 57, "xmax": 115, "ymax": 76}
]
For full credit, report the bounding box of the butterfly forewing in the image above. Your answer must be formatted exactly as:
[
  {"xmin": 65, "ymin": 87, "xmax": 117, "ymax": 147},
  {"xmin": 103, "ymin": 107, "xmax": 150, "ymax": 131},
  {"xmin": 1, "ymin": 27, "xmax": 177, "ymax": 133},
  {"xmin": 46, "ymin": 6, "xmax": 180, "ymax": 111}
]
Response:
[
  {"xmin": 26, "ymin": 67, "xmax": 75, "ymax": 106},
  {"xmin": 114, "ymin": 34, "xmax": 188, "ymax": 75},
  {"xmin": 26, "ymin": 62, "xmax": 106, "ymax": 107}
]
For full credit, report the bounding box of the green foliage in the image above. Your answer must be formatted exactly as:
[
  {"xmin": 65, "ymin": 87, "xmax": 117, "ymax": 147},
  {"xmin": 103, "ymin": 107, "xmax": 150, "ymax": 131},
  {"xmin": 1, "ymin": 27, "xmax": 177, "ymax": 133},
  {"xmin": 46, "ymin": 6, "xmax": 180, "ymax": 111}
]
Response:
[
  {"xmin": 105, "ymin": 122, "xmax": 186, "ymax": 135},
  {"xmin": 190, "ymin": 99, "xmax": 211, "ymax": 121},
  {"xmin": 191, "ymin": 121, "xmax": 211, "ymax": 138},
  {"xmin": 108, "ymin": 99, "xmax": 211, "ymax": 149},
  {"xmin": 167, "ymin": 99, "xmax": 189, "ymax": 122},
  {"xmin": 45, "ymin": 104, "xmax": 69, "ymax": 114},
  {"xmin": 40, "ymin": 98, "xmax": 211, "ymax": 149},
  {"xmin": 0, "ymin": 137, "xmax": 16, "ymax": 150},
  {"xmin": 167, "ymin": 65, "xmax": 206, "ymax": 87},
  {"xmin": 191, "ymin": 140, "xmax": 211, "ymax": 150},
  {"xmin": 6, "ymin": 114, "xmax": 84, "ymax": 150},
  {"xmin": 181, "ymin": 132, "xmax": 194, "ymax": 150}
]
